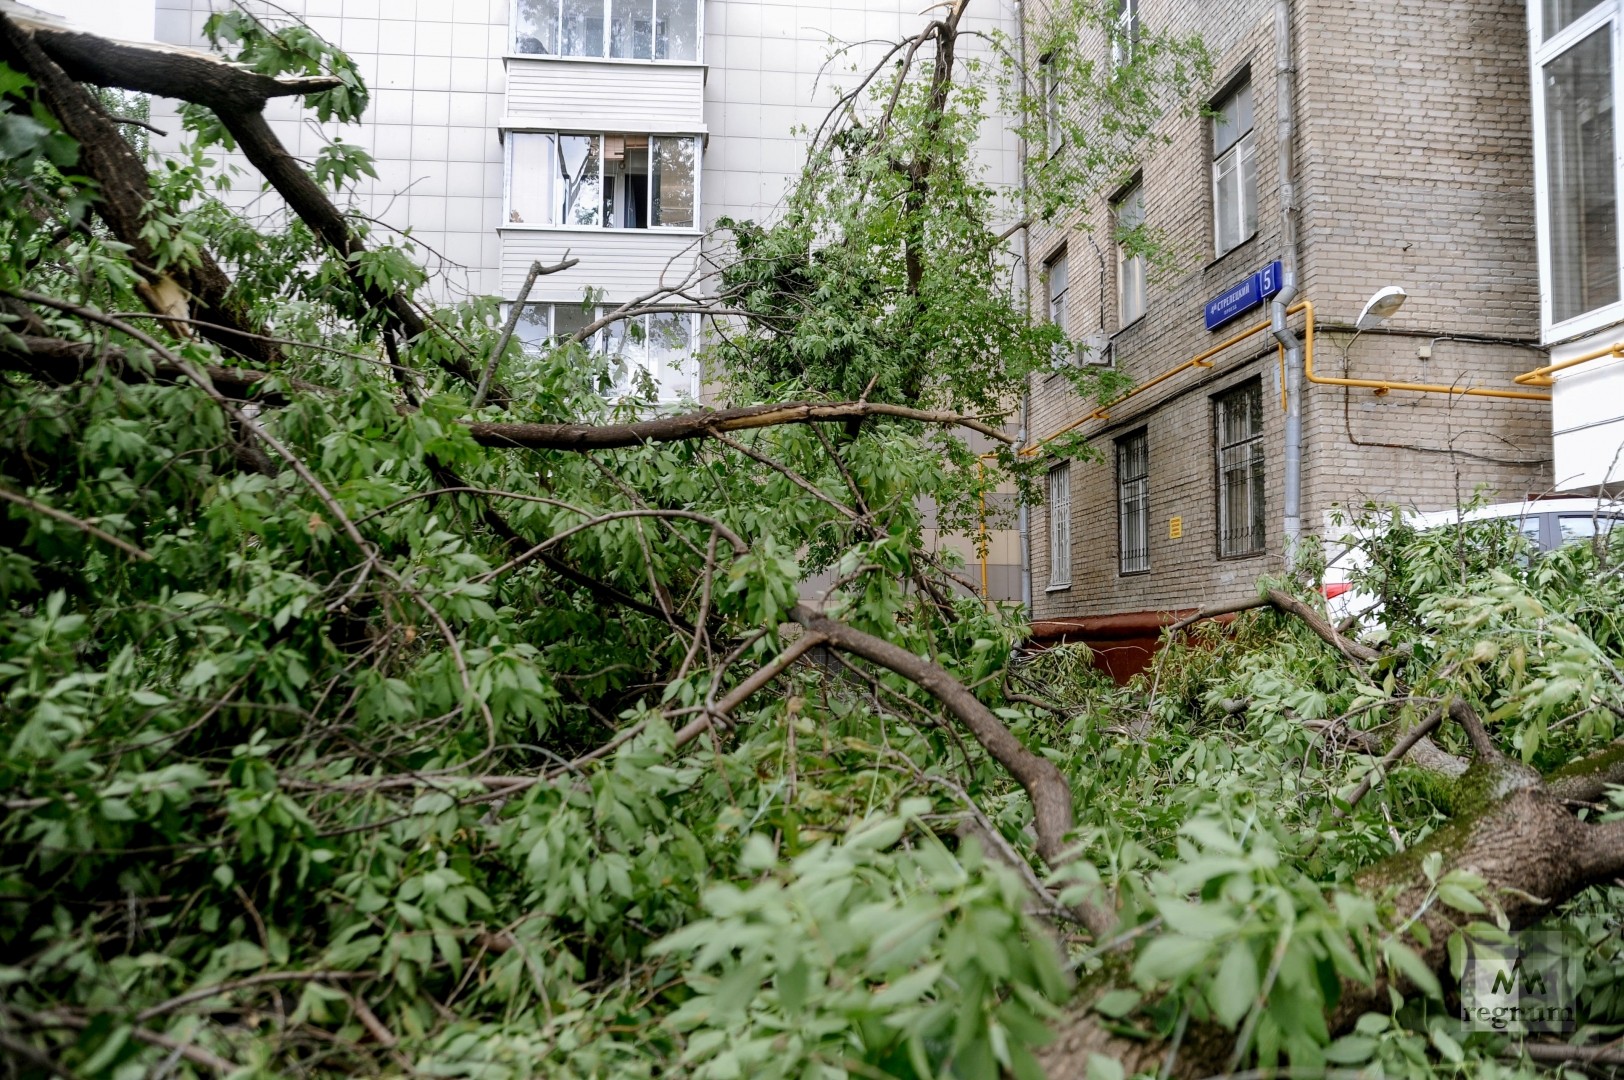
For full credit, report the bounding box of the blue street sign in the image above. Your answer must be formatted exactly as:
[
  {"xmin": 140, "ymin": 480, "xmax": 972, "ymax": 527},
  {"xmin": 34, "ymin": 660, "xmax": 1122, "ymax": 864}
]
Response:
[{"xmin": 1204, "ymin": 259, "xmax": 1283, "ymax": 331}]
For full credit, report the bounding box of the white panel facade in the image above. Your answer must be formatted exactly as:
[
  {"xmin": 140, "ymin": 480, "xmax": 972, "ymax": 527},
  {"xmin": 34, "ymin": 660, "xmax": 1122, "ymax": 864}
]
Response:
[
  {"xmin": 148, "ymin": 0, "xmax": 509, "ymax": 303},
  {"xmin": 1550, "ymin": 335, "xmax": 1624, "ymax": 489},
  {"xmin": 699, "ymin": 0, "xmax": 1022, "ymax": 231},
  {"xmin": 504, "ymin": 60, "xmax": 705, "ymax": 131},
  {"xmin": 499, "ymin": 228, "xmax": 700, "ymax": 299}
]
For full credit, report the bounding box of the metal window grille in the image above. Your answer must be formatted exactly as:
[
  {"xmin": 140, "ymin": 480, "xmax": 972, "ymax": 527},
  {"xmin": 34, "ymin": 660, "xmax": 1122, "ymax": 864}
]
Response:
[
  {"xmin": 1048, "ymin": 463, "xmax": 1071, "ymax": 587},
  {"xmin": 1117, "ymin": 432, "xmax": 1149, "ymax": 573},
  {"xmin": 1215, "ymin": 382, "xmax": 1265, "ymax": 556}
]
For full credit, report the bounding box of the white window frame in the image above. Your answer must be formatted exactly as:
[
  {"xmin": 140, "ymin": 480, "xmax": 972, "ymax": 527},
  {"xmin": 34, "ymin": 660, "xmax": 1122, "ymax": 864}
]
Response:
[
  {"xmin": 511, "ymin": 0, "xmax": 705, "ymax": 63},
  {"xmin": 1041, "ymin": 54, "xmax": 1062, "ymax": 156},
  {"xmin": 1114, "ymin": 182, "xmax": 1146, "ymax": 327},
  {"xmin": 1117, "ymin": 430, "xmax": 1149, "ymax": 574},
  {"xmin": 1211, "ymin": 82, "xmax": 1257, "ymax": 259},
  {"xmin": 502, "ymin": 129, "xmax": 702, "ymax": 233},
  {"xmin": 606, "ymin": 310, "xmax": 702, "ymax": 401},
  {"xmin": 1528, "ymin": 0, "xmax": 1624, "ymax": 341},
  {"xmin": 1047, "ymin": 463, "xmax": 1072, "ymax": 589},
  {"xmin": 508, "ymin": 303, "xmax": 700, "ymax": 402},
  {"xmin": 1045, "ymin": 248, "xmax": 1070, "ymax": 367},
  {"xmin": 1111, "ymin": 0, "xmax": 1139, "ymax": 71}
]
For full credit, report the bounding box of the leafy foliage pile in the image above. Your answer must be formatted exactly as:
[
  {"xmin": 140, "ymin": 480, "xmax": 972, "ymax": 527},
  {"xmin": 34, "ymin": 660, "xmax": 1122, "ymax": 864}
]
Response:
[{"xmin": 1, "ymin": 4, "xmax": 1622, "ymax": 1080}]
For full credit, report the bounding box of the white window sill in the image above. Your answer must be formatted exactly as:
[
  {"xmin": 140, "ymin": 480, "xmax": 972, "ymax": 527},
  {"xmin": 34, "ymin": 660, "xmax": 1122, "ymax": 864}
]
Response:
[
  {"xmin": 498, "ymin": 225, "xmax": 704, "ymax": 237},
  {"xmin": 503, "ymin": 53, "xmax": 706, "ymax": 69},
  {"xmin": 1045, "ymin": 582, "xmax": 1072, "ymax": 592}
]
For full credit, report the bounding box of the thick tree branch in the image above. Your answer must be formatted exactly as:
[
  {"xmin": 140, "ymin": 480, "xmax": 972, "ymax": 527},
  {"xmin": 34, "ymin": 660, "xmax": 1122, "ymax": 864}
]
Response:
[
  {"xmin": 0, "ymin": 334, "xmax": 312, "ymax": 401},
  {"xmin": 5, "ymin": 4, "xmax": 342, "ymax": 110},
  {"xmin": 1263, "ymin": 587, "xmax": 1380, "ymax": 663},
  {"xmin": 467, "ymin": 401, "xmax": 1013, "ymax": 450},
  {"xmin": 0, "ymin": 485, "xmax": 154, "ymax": 562},
  {"xmin": 0, "ymin": 12, "xmax": 278, "ymax": 367},
  {"xmin": 788, "ymin": 602, "xmax": 1114, "ymax": 938}
]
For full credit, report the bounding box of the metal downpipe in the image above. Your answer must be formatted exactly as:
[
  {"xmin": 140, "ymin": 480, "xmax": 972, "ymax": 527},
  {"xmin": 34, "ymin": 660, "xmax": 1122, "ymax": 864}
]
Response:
[{"xmin": 1270, "ymin": 0, "xmax": 1302, "ymax": 573}]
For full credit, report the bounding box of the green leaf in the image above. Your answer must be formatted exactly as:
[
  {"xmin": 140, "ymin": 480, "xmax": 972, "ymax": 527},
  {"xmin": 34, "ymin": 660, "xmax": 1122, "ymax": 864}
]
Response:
[
  {"xmin": 1383, "ymin": 940, "xmax": 1442, "ymax": 999},
  {"xmin": 1210, "ymin": 941, "xmax": 1259, "ymax": 1028},
  {"xmin": 1091, "ymin": 988, "xmax": 1141, "ymax": 1019},
  {"xmin": 1323, "ymin": 1034, "xmax": 1377, "ymax": 1064},
  {"xmin": 1133, "ymin": 935, "xmax": 1213, "ymax": 985}
]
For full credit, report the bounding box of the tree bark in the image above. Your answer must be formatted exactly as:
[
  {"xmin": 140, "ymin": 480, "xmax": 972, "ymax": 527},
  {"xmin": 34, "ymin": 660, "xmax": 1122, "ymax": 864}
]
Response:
[
  {"xmin": 0, "ymin": 13, "xmax": 279, "ymax": 367},
  {"xmin": 1036, "ymin": 751, "xmax": 1624, "ymax": 1078}
]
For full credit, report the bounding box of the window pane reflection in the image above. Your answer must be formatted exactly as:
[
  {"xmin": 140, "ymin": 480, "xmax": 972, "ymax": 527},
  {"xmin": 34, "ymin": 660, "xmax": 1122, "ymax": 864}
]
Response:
[{"xmin": 1545, "ymin": 27, "xmax": 1619, "ymax": 322}]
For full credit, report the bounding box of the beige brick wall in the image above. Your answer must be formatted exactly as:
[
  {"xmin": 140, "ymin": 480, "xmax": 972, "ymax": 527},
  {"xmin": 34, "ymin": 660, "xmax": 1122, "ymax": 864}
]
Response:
[{"xmin": 1025, "ymin": 0, "xmax": 1551, "ymax": 620}]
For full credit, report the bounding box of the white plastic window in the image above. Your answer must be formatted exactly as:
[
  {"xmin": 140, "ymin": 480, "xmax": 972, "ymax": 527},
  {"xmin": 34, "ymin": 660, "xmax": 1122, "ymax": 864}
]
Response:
[{"xmin": 514, "ymin": 0, "xmax": 699, "ymax": 60}]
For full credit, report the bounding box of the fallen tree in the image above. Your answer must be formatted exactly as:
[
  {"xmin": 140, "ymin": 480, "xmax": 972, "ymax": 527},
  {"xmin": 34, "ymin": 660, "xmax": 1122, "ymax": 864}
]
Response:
[{"xmin": 2, "ymin": 3, "xmax": 1621, "ymax": 1079}]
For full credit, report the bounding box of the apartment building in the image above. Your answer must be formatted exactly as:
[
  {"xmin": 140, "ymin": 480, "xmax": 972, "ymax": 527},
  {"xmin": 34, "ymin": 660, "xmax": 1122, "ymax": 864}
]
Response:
[
  {"xmin": 1527, "ymin": 0, "xmax": 1624, "ymax": 491},
  {"xmin": 1024, "ymin": 0, "xmax": 1557, "ymax": 676},
  {"xmin": 144, "ymin": 0, "xmax": 1025, "ymax": 600}
]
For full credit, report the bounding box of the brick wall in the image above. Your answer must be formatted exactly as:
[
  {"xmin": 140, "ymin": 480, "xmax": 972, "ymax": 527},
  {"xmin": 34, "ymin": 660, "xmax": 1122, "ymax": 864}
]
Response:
[{"xmin": 1025, "ymin": 0, "xmax": 1551, "ymax": 621}]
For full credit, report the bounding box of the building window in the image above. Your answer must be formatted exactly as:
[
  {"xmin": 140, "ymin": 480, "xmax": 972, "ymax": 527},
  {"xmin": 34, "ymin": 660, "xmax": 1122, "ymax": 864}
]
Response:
[
  {"xmin": 1215, "ymin": 381, "xmax": 1265, "ymax": 557},
  {"xmin": 606, "ymin": 310, "xmax": 699, "ymax": 400},
  {"xmin": 1117, "ymin": 431, "xmax": 1149, "ymax": 574},
  {"xmin": 506, "ymin": 131, "xmax": 699, "ymax": 230},
  {"xmin": 1544, "ymin": 0, "xmax": 1606, "ymax": 40},
  {"xmin": 1047, "ymin": 463, "xmax": 1071, "ymax": 588},
  {"xmin": 1111, "ymin": 0, "xmax": 1139, "ymax": 70},
  {"xmin": 514, "ymin": 303, "xmax": 699, "ymax": 401},
  {"xmin": 1542, "ymin": 25, "xmax": 1619, "ymax": 324},
  {"xmin": 1045, "ymin": 249, "xmax": 1069, "ymax": 327},
  {"xmin": 1045, "ymin": 248, "xmax": 1070, "ymax": 366},
  {"xmin": 1041, "ymin": 54, "xmax": 1062, "ymax": 155},
  {"xmin": 1211, "ymin": 81, "xmax": 1256, "ymax": 258},
  {"xmin": 514, "ymin": 0, "xmax": 700, "ymax": 61},
  {"xmin": 1114, "ymin": 182, "xmax": 1145, "ymax": 327}
]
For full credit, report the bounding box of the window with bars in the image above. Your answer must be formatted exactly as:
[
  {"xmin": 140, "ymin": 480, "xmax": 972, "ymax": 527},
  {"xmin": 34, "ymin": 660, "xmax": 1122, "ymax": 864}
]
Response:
[
  {"xmin": 1047, "ymin": 463, "xmax": 1071, "ymax": 588},
  {"xmin": 1215, "ymin": 381, "xmax": 1265, "ymax": 557},
  {"xmin": 1211, "ymin": 80, "xmax": 1256, "ymax": 257},
  {"xmin": 1117, "ymin": 430, "xmax": 1149, "ymax": 574}
]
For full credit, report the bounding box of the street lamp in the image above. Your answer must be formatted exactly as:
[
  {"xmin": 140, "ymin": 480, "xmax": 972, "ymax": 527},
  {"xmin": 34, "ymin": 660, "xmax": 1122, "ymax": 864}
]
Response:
[{"xmin": 1355, "ymin": 285, "xmax": 1408, "ymax": 331}]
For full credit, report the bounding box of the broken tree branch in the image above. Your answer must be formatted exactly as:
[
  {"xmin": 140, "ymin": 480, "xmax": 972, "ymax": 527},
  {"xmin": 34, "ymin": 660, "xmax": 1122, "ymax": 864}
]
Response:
[
  {"xmin": 467, "ymin": 401, "xmax": 1014, "ymax": 450},
  {"xmin": 0, "ymin": 485, "xmax": 154, "ymax": 562}
]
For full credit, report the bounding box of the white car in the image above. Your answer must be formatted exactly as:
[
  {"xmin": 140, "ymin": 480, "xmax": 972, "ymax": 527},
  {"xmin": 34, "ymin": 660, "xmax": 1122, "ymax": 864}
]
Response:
[{"xmin": 1320, "ymin": 498, "xmax": 1622, "ymax": 627}]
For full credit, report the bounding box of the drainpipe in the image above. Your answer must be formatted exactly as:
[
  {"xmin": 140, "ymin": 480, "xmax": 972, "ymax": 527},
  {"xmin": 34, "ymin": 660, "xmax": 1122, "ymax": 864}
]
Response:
[
  {"xmin": 1015, "ymin": 0, "xmax": 1034, "ymax": 614},
  {"xmin": 1268, "ymin": 0, "xmax": 1303, "ymax": 573}
]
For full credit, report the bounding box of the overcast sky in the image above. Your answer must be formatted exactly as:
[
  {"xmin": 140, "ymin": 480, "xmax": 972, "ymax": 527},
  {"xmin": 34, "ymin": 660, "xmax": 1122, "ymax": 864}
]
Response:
[{"xmin": 29, "ymin": 0, "xmax": 156, "ymax": 42}]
